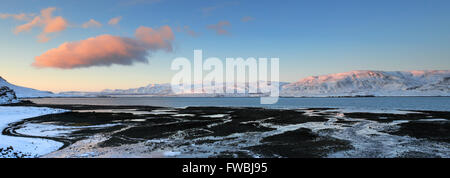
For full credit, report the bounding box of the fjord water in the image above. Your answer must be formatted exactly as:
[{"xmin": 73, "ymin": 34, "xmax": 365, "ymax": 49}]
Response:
[{"xmin": 29, "ymin": 97, "xmax": 450, "ymax": 111}]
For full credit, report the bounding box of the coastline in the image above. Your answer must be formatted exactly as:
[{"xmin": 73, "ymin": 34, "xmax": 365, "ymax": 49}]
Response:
[
  {"xmin": 1, "ymin": 102, "xmax": 448, "ymax": 158},
  {"xmin": 0, "ymin": 106, "xmax": 67, "ymax": 158}
]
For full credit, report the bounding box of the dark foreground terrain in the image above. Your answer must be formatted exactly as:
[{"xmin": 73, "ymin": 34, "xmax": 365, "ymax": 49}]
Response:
[{"xmin": 3, "ymin": 102, "xmax": 450, "ymax": 158}]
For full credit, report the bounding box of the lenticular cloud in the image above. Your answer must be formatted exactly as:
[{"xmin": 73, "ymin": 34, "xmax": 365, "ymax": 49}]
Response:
[{"xmin": 33, "ymin": 26, "xmax": 174, "ymax": 69}]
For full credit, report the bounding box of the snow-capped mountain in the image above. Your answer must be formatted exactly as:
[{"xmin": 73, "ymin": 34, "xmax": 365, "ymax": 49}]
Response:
[
  {"xmin": 56, "ymin": 70, "xmax": 450, "ymax": 97},
  {"xmin": 63, "ymin": 82, "xmax": 289, "ymax": 96},
  {"xmin": 281, "ymin": 70, "xmax": 450, "ymax": 97},
  {"xmin": 100, "ymin": 83, "xmax": 173, "ymax": 95},
  {"xmin": 0, "ymin": 76, "xmax": 56, "ymax": 98},
  {"xmin": 59, "ymin": 84, "xmax": 173, "ymax": 96}
]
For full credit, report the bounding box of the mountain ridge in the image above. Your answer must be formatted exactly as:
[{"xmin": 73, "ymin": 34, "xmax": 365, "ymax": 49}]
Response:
[
  {"xmin": 2, "ymin": 70, "xmax": 449, "ymax": 98},
  {"xmin": 281, "ymin": 70, "xmax": 450, "ymax": 97}
]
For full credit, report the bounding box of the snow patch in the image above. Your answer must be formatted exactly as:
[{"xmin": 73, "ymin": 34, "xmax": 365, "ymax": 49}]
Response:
[{"xmin": 0, "ymin": 106, "xmax": 68, "ymax": 157}]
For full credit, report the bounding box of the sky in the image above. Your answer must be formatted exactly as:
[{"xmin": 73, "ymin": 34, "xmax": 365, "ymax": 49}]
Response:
[{"xmin": 0, "ymin": 0, "xmax": 449, "ymax": 92}]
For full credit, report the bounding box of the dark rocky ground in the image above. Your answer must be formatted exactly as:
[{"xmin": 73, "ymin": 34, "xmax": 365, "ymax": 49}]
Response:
[
  {"xmin": 0, "ymin": 146, "xmax": 31, "ymax": 158},
  {"xmin": 3, "ymin": 102, "xmax": 450, "ymax": 158}
]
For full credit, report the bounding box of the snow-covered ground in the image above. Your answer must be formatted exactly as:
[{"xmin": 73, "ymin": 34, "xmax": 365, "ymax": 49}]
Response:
[{"xmin": 0, "ymin": 106, "xmax": 67, "ymax": 158}]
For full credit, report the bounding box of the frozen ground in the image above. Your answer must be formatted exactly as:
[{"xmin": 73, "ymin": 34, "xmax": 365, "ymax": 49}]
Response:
[
  {"xmin": 1, "ymin": 104, "xmax": 449, "ymax": 158},
  {"xmin": 0, "ymin": 106, "xmax": 67, "ymax": 158}
]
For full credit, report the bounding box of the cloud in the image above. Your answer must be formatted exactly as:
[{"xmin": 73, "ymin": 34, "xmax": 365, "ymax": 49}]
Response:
[
  {"xmin": 135, "ymin": 25, "xmax": 174, "ymax": 51},
  {"xmin": 14, "ymin": 16, "xmax": 41, "ymax": 33},
  {"xmin": 43, "ymin": 16, "xmax": 66, "ymax": 33},
  {"xmin": 13, "ymin": 7, "xmax": 68, "ymax": 42},
  {"xmin": 207, "ymin": 21, "xmax": 230, "ymax": 35},
  {"xmin": 175, "ymin": 25, "xmax": 199, "ymax": 37},
  {"xmin": 179, "ymin": 25, "xmax": 200, "ymax": 37},
  {"xmin": 0, "ymin": 13, "xmax": 34, "ymax": 21},
  {"xmin": 108, "ymin": 16, "xmax": 122, "ymax": 25},
  {"xmin": 241, "ymin": 16, "xmax": 254, "ymax": 22},
  {"xmin": 37, "ymin": 33, "xmax": 50, "ymax": 43},
  {"xmin": 82, "ymin": 19, "xmax": 102, "ymax": 28},
  {"xmin": 33, "ymin": 26, "xmax": 174, "ymax": 69}
]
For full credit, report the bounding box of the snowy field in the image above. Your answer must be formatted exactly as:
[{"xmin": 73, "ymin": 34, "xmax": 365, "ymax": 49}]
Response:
[
  {"xmin": 1, "ymin": 104, "xmax": 448, "ymax": 158},
  {"xmin": 0, "ymin": 106, "xmax": 67, "ymax": 158}
]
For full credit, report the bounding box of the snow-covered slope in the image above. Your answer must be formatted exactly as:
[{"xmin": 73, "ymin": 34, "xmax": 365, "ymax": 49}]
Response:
[
  {"xmin": 281, "ymin": 70, "xmax": 450, "ymax": 97},
  {"xmin": 0, "ymin": 76, "xmax": 56, "ymax": 98}
]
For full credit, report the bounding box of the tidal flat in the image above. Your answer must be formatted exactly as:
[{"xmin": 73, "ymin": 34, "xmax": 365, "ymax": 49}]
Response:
[{"xmin": 3, "ymin": 103, "xmax": 449, "ymax": 158}]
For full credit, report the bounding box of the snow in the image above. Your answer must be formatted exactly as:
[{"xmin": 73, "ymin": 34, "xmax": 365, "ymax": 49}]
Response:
[
  {"xmin": 201, "ymin": 114, "xmax": 228, "ymax": 118},
  {"xmin": 0, "ymin": 86, "xmax": 19, "ymax": 104},
  {"xmin": 173, "ymin": 114, "xmax": 195, "ymax": 117},
  {"xmin": 281, "ymin": 70, "xmax": 450, "ymax": 97},
  {"xmin": 15, "ymin": 123, "xmax": 118, "ymax": 138},
  {"xmin": 59, "ymin": 81, "xmax": 289, "ymax": 97},
  {"xmin": 0, "ymin": 76, "xmax": 59, "ymax": 98},
  {"xmin": 74, "ymin": 109, "xmax": 154, "ymax": 115},
  {"xmin": 60, "ymin": 83, "xmax": 173, "ymax": 96},
  {"xmin": 149, "ymin": 109, "xmax": 178, "ymax": 115},
  {"xmin": 57, "ymin": 70, "xmax": 449, "ymax": 97},
  {"xmin": 0, "ymin": 106, "xmax": 67, "ymax": 158},
  {"xmin": 163, "ymin": 151, "xmax": 181, "ymax": 157}
]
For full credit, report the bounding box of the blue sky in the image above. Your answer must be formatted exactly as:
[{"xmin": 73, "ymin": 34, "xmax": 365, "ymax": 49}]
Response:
[{"xmin": 0, "ymin": 0, "xmax": 449, "ymax": 92}]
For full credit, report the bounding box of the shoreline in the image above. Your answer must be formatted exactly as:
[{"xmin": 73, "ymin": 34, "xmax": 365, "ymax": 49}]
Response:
[
  {"xmin": 17, "ymin": 95, "xmax": 450, "ymax": 100},
  {"xmin": 1, "ymin": 102, "xmax": 448, "ymax": 158},
  {"xmin": 0, "ymin": 106, "xmax": 67, "ymax": 158}
]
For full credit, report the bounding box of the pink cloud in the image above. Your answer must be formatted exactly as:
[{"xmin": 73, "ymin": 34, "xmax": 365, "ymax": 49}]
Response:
[
  {"xmin": 44, "ymin": 16, "xmax": 67, "ymax": 33},
  {"xmin": 82, "ymin": 19, "xmax": 102, "ymax": 28},
  {"xmin": 0, "ymin": 13, "xmax": 34, "ymax": 21},
  {"xmin": 108, "ymin": 16, "xmax": 122, "ymax": 25},
  {"xmin": 33, "ymin": 26, "xmax": 175, "ymax": 69},
  {"xmin": 14, "ymin": 16, "xmax": 41, "ymax": 33},
  {"xmin": 13, "ymin": 7, "xmax": 67, "ymax": 42},
  {"xmin": 135, "ymin": 25, "xmax": 174, "ymax": 51},
  {"xmin": 37, "ymin": 33, "xmax": 51, "ymax": 43},
  {"xmin": 207, "ymin": 21, "xmax": 230, "ymax": 35},
  {"xmin": 175, "ymin": 25, "xmax": 200, "ymax": 37}
]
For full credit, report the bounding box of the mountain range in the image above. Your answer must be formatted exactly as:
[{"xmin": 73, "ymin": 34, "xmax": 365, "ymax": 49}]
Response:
[
  {"xmin": 2, "ymin": 70, "xmax": 449, "ymax": 98},
  {"xmin": 281, "ymin": 70, "xmax": 450, "ymax": 97}
]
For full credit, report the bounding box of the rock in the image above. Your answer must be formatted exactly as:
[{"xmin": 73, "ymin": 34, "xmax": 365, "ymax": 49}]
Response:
[{"xmin": 0, "ymin": 86, "xmax": 19, "ymax": 104}]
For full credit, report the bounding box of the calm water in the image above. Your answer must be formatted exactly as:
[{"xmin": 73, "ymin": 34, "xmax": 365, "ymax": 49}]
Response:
[{"xmin": 28, "ymin": 97, "xmax": 450, "ymax": 111}]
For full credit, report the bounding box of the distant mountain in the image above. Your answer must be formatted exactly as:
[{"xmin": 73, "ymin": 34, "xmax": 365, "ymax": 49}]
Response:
[
  {"xmin": 281, "ymin": 70, "xmax": 450, "ymax": 97},
  {"xmin": 101, "ymin": 83, "xmax": 173, "ymax": 95},
  {"xmin": 0, "ymin": 76, "xmax": 56, "ymax": 98},
  {"xmin": 60, "ymin": 83, "xmax": 173, "ymax": 96},
  {"xmin": 60, "ymin": 70, "xmax": 450, "ymax": 97},
  {"xmin": 61, "ymin": 82, "xmax": 289, "ymax": 97}
]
